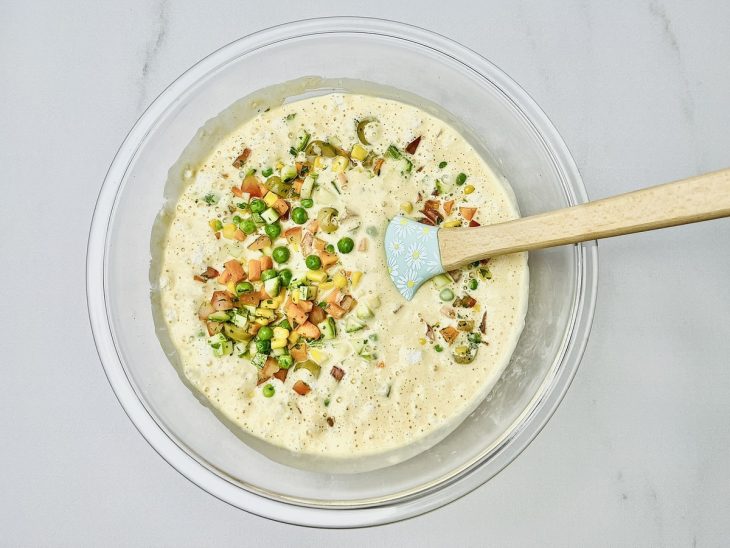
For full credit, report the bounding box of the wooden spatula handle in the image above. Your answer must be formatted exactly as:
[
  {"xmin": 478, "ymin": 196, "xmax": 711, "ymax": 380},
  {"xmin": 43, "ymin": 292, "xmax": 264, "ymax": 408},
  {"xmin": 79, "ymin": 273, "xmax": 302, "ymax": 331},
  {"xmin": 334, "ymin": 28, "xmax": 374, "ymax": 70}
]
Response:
[{"xmin": 439, "ymin": 168, "xmax": 730, "ymax": 270}]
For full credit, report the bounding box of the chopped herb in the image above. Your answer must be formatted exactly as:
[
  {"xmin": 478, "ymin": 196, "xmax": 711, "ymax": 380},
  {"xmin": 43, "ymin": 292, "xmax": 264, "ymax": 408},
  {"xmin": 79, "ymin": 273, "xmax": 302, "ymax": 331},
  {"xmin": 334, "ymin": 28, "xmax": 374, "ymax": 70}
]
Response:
[
  {"xmin": 203, "ymin": 193, "xmax": 219, "ymax": 205},
  {"xmin": 434, "ymin": 344, "xmax": 444, "ymax": 352},
  {"xmin": 324, "ymin": 398, "xmax": 331, "ymax": 407},
  {"xmin": 455, "ymin": 173, "xmax": 468, "ymax": 186},
  {"xmin": 289, "ymin": 146, "xmax": 297, "ymax": 156},
  {"xmin": 439, "ymin": 161, "xmax": 448, "ymax": 169},
  {"xmin": 479, "ymin": 268, "xmax": 493, "ymax": 280},
  {"xmin": 331, "ymin": 181, "xmax": 341, "ymax": 195},
  {"xmin": 467, "ymin": 333, "xmax": 482, "ymax": 344},
  {"xmin": 286, "ymin": 113, "xmax": 296, "ymax": 121},
  {"xmin": 236, "ymin": 202, "xmax": 248, "ymax": 210}
]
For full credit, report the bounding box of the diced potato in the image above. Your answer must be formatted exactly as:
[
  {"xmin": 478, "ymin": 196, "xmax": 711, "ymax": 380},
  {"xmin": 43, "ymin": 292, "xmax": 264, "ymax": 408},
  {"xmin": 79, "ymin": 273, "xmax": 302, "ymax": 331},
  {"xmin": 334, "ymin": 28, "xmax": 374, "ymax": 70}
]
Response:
[
  {"xmin": 254, "ymin": 317, "xmax": 271, "ymax": 326},
  {"xmin": 333, "ymin": 273, "xmax": 347, "ymax": 289},
  {"xmin": 350, "ymin": 271, "xmax": 363, "ymax": 287},
  {"xmin": 273, "ymin": 327, "xmax": 290, "ymax": 339},
  {"xmin": 313, "ymin": 156, "xmax": 326, "ymax": 169},
  {"xmin": 331, "ymin": 155, "xmax": 349, "ymax": 173},
  {"xmin": 255, "ymin": 308, "xmax": 275, "ymax": 319},
  {"xmin": 222, "ymin": 223, "xmax": 237, "ymax": 239},
  {"xmin": 226, "ymin": 281, "xmax": 237, "ymax": 294},
  {"xmin": 288, "ymin": 331, "xmax": 300, "ymax": 344},
  {"xmin": 306, "ymin": 270, "xmax": 328, "ymax": 283},
  {"xmin": 318, "ymin": 281, "xmax": 335, "ymax": 291},
  {"xmin": 271, "ymin": 338, "xmax": 288, "ymax": 350},
  {"xmin": 351, "ymin": 144, "xmax": 368, "ymax": 161},
  {"xmin": 260, "ymin": 299, "xmax": 278, "ymax": 309},
  {"xmin": 309, "ymin": 348, "xmax": 330, "ymax": 365},
  {"xmin": 263, "ymin": 191, "xmax": 278, "ymax": 207}
]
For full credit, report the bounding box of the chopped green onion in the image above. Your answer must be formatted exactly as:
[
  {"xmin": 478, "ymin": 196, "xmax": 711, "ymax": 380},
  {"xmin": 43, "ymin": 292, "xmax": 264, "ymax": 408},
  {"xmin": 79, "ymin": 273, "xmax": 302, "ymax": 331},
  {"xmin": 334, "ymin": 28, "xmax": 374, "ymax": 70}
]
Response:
[
  {"xmin": 262, "ymin": 167, "xmax": 273, "ymax": 177},
  {"xmin": 386, "ymin": 145, "xmax": 402, "ymax": 160},
  {"xmin": 203, "ymin": 193, "xmax": 218, "ymax": 205}
]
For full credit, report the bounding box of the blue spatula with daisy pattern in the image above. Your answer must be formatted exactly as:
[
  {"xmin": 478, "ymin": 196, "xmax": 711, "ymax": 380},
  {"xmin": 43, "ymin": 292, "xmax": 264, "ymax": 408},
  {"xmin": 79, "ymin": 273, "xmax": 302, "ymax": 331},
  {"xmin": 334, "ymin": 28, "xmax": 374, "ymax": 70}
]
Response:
[{"xmin": 385, "ymin": 168, "xmax": 730, "ymax": 300}]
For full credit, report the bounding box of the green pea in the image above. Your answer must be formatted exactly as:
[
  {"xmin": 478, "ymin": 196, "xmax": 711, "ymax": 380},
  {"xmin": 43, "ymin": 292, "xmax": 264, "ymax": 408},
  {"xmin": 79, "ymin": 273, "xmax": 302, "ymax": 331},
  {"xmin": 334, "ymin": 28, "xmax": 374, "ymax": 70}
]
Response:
[
  {"xmin": 455, "ymin": 173, "xmax": 467, "ymax": 186},
  {"xmin": 337, "ymin": 237, "xmax": 354, "ymax": 254},
  {"xmin": 301, "ymin": 198, "xmax": 314, "ymax": 208},
  {"xmin": 264, "ymin": 222, "xmax": 281, "ymax": 239},
  {"xmin": 325, "ymin": 244, "xmax": 335, "ymax": 254},
  {"xmin": 439, "ymin": 288, "xmax": 455, "ymax": 302},
  {"xmin": 468, "ymin": 278, "xmax": 479, "ymax": 290},
  {"xmin": 257, "ymin": 326, "xmax": 274, "ymax": 340},
  {"xmin": 255, "ymin": 339, "xmax": 271, "ymax": 353},
  {"xmin": 250, "ymin": 198, "xmax": 266, "ymax": 213},
  {"xmin": 434, "ymin": 344, "xmax": 444, "ymax": 352},
  {"xmin": 261, "ymin": 268, "xmax": 278, "ymax": 281},
  {"xmin": 263, "ymin": 384, "xmax": 275, "ymax": 397},
  {"xmin": 305, "ymin": 255, "xmax": 322, "ymax": 270},
  {"xmin": 291, "ymin": 207, "xmax": 308, "ymax": 224},
  {"xmin": 235, "ymin": 281, "xmax": 254, "ymax": 294},
  {"xmin": 241, "ymin": 219, "xmax": 257, "ymax": 234},
  {"xmin": 277, "ymin": 355, "xmax": 293, "ymax": 369},
  {"xmin": 272, "ymin": 246, "xmax": 290, "ymax": 264},
  {"xmin": 278, "ymin": 269, "xmax": 293, "ymax": 287},
  {"xmin": 262, "ymin": 167, "xmax": 273, "ymax": 177},
  {"xmin": 232, "ymin": 215, "xmax": 243, "ymax": 225}
]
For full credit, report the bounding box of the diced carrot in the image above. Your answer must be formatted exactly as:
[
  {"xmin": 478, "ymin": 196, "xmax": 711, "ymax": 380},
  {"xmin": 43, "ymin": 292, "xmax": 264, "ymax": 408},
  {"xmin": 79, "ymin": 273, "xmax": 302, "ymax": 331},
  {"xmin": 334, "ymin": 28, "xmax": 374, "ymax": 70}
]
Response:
[
  {"xmin": 248, "ymin": 235, "xmax": 271, "ymax": 250},
  {"xmin": 460, "ymin": 207, "xmax": 478, "ymax": 221},
  {"xmin": 259, "ymin": 255, "xmax": 273, "ymax": 271},
  {"xmin": 232, "ymin": 186, "xmax": 243, "ymax": 197},
  {"xmin": 328, "ymin": 303, "xmax": 346, "ymax": 319},
  {"xmin": 232, "ymin": 147, "xmax": 251, "ymax": 169},
  {"xmin": 440, "ymin": 326, "xmax": 459, "ymax": 344},
  {"xmin": 238, "ymin": 292, "xmax": 261, "ymax": 307},
  {"xmin": 258, "ymin": 183, "xmax": 269, "ymax": 197},
  {"xmin": 248, "ymin": 259, "xmax": 261, "ymax": 281},
  {"xmin": 307, "ymin": 219, "xmax": 319, "ymax": 233},
  {"xmin": 241, "ymin": 175, "xmax": 263, "ymax": 197},
  {"xmin": 424, "ymin": 199, "xmax": 441, "ymax": 212},
  {"xmin": 298, "ymin": 300, "xmax": 314, "ymax": 313},
  {"xmin": 318, "ymin": 250, "xmax": 339, "ymax": 269},
  {"xmin": 290, "ymin": 344, "xmax": 308, "ymax": 363},
  {"xmin": 286, "ymin": 302, "xmax": 309, "ymax": 326},
  {"xmin": 273, "ymin": 369, "xmax": 288, "ymax": 382},
  {"xmin": 293, "ymin": 380, "xmax": 311, "ymax": 396},
  {"xmin": 224, "ymin": 259, "xmax": 245, "ymax": 283},
  {"xmin": 233, "ymin": 229, "xmax": 245, "ymax": 241},
  {"xmin": 444, "ymin": 200, "xmax": 455, "ymax": 215},
  {"xmin": 295, "ymin": 321, "xmax": 321, "ymax": 340},
  {"xmin": 293, "ymin": 179, "xmax": 304, "ymax": 194},
  {"xmin": 307, "ymin": 305, "xmax": 326, "ymax": 325},
  {"xmin": 217, "ymin": 271, "xmax": 232, "ymax": 284},
  {"xmin": 272, "ymin": 199, "xmax": 289, "ymax": 216},
  {"xmin": 284, "ymin": 226, "xmax": 302, "ymax": 244},
  {"xmin": 313, "ymin": 238, "xmax": 327, "ymax": 252}
]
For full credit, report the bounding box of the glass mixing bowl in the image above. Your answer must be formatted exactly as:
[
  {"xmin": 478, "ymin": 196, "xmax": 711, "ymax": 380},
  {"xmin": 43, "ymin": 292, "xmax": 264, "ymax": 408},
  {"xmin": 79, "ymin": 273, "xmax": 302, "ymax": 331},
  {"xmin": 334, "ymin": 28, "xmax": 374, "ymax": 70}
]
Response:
[{"xmin": 87, "ymin": 17, "xmax": 597, "ymax": 527}]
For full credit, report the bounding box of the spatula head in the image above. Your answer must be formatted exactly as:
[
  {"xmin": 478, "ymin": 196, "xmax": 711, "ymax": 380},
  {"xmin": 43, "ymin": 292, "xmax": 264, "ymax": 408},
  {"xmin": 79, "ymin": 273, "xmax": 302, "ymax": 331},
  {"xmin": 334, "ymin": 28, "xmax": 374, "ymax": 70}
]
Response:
[{"xmin": 384, "ymin": 216, "xmax": 445, "ymax": 300}]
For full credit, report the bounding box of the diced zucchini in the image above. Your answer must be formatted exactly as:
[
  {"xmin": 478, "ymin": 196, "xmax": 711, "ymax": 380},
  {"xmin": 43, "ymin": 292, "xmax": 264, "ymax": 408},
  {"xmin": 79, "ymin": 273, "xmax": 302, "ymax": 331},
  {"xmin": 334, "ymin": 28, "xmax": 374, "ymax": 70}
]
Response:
[
  {"xmin": 251, "ymin": 212, "xmax": 266, "ymax": 227},
  {"xmin": 208, "ymin": 311, "xmax": 231, "ymax": 322},
  {"xmin": 251, "ymin": 353, "xmax": 267, "ymax": 369},
  {"xmin": 355, "ymin": 304, "xmax": 373, "ymax": 320},
  {"xmin": 208, "ymin": 333, "xmax": 233, "ymax": 357},
  {"xmin": 435, "ymin": 179, "xmax": 453, "ymax": 195},
  {"xmin": 281, "ymin": 164, "xmax": 298, "ymax": 182},
  {"xmin": 293, "ymin": 359, "xmax": 322, "ymax": 377},
  {"xmin": 261, "ymin": 207, "xmax": 280, "ymax": 224},
  {"xmin": 271, "ymin": 347, "xmax": 288, "ymax": 357},
  {"xmin": 345, "ymin": 318, "xmax": 365, "ymax": 333},
  {"xmin": 295, "ymin": 131, "xmax": 310, "ymax": 152},
  {"xmin": 222, "ymin": 323, "xmax": 252, "ymax": 343},
  {"xmin": 318, "ymin": 317, "xmax": 337, "ymax": 340},
  {"xmin": 264, "ymin": 276, "xmax": 281, "ymax": 298},
  {"xmin": 233, "ymin": 342, "xmax": 249, "ymax": 357},
  {"xmin": 400, "ymin": 158, "xmax": 413, "ymax": 173},
  {"xmin": 300, "ymin": 176, "xmax": 315, "ymax": 199},
  {"xmin": 432, "ymin": 274, "xmax": 452, "ymax": 289},
  {"xmin": 386, "ymin": 145, "xmax": 402, "ymax": 159},
  {"xmin": 296, "ymin": 285, "xmax": 317, "ymax": 301},
  {"xmin": 230, "ymin": 313, "xmax": 249, "ymax": 329}
]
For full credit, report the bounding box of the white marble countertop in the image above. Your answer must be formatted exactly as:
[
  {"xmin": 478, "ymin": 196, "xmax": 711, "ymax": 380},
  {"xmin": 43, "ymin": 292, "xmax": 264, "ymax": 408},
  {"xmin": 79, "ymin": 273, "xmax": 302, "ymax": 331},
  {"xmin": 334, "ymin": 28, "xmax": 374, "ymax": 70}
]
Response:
[{"xmin": 2, "ymin": 1, "xmax": 729, "ymax": 545}]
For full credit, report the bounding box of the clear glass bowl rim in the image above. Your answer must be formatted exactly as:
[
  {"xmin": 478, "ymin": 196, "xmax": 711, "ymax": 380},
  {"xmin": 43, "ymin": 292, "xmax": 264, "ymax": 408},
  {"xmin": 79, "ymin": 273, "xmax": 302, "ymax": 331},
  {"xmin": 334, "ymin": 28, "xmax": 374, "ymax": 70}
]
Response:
[{"xmin": 86, "ymin": 16, "xmax": 598, "ymax": 528}]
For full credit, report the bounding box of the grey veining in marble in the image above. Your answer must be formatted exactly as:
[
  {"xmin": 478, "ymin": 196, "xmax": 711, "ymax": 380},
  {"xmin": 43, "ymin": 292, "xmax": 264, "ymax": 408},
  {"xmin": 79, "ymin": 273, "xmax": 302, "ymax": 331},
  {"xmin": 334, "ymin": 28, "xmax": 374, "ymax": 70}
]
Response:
[{"xmin": 1, "ymin": 0, "xmax": 729, "ymax": 545}]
